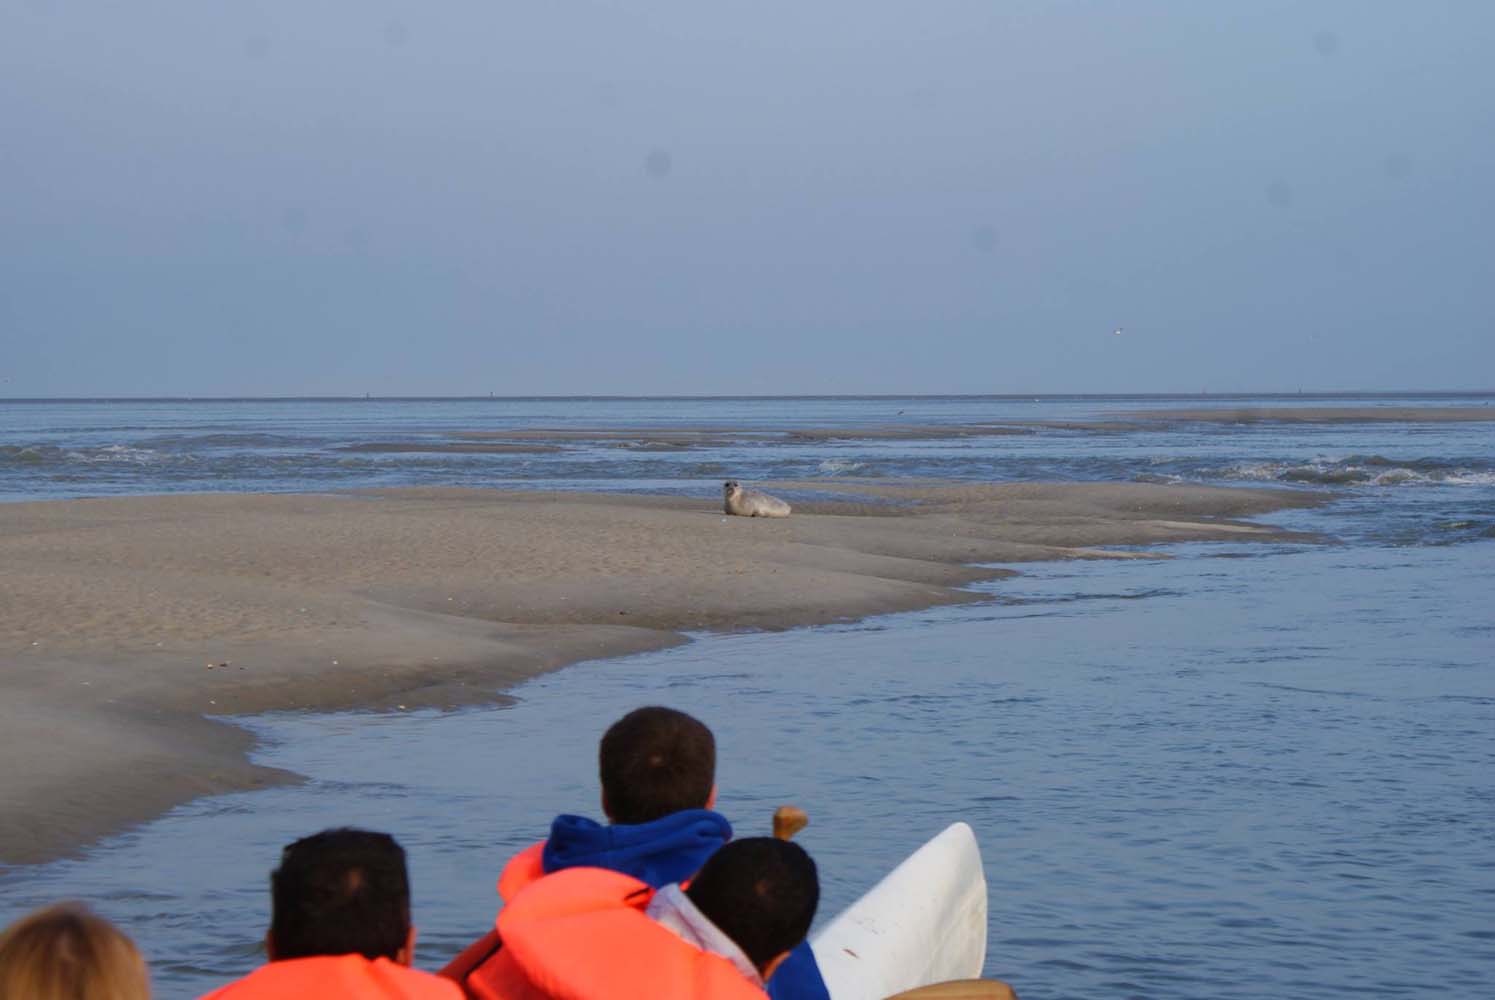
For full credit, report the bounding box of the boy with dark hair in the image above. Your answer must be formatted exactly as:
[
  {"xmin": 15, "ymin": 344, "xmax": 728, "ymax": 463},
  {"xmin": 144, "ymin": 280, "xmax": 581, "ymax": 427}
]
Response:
[
  {"xmin": 269, "ymin": 828, "xmax": 413, "ymax": 963},
  {"xmin": 598, "ymin": 704, "xmax": 717, "ymax": 824},
  {"xmin": 676, "ymin": 837, "xmax": 820, "ymax": 980},
  {"xmin": 443, "ymin": 707, "xmax": 828, "ymax": 1000},
  {"xmin": 529, "ymin": 705, "xmax": 729, "ymax": 889},
  {"xmin": 202, "ymin": 828, "xmax": 459, "ymax": 1000},
  {"xmin": 468, "ymin": 838, "xmax": 819, "ymax": 1000}
]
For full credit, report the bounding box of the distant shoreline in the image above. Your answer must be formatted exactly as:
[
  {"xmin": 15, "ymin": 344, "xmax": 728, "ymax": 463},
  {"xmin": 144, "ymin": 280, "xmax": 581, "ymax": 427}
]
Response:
[
  {"xmin": 3, "ymin": 391, "xmax": 1493, "ymax": 405},
  {"xmin": 0, "ymin": 481, "xmax": 1326, "ymax": 865},
  {"xmin": 1122, "ymin": 406, "xmax": 1495, "ymax": 423}
]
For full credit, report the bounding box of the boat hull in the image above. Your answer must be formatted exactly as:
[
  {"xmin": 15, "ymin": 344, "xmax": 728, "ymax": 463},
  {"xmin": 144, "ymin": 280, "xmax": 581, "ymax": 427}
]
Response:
[{"xmin": 811, "ymin": 822, "xmax": 988, "ymax": 1000}]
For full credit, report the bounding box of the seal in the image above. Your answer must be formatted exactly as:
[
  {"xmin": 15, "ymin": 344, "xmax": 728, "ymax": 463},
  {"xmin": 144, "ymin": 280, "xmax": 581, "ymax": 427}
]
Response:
[{"xmin": 723, "ymin": 480, "xmax": 791, "ymax": 518}]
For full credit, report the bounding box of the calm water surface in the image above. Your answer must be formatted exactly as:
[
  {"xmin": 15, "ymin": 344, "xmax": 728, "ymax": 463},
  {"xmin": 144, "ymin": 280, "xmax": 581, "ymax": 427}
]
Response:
[{"xmin": 1, "ymin": 397, "xmax": 1492, "ymax": 998}]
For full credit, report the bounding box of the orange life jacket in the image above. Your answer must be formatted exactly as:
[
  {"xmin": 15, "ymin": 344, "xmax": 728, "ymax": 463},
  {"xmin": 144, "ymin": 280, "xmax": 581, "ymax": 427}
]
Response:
[
  {"xmin": 199, "ymin": 954, "xmax": 463, "ymax": 1000},
  {"xmin": 496, "ymin": 841, "xmax": 547, "ymax": 901},
  {"xmin": 437, "ymin": 842, "xmax": 542, "ymax": 993},
  {"xmin": 459, "ymin": 868, "xmax": 768, "ymax": 1000}
]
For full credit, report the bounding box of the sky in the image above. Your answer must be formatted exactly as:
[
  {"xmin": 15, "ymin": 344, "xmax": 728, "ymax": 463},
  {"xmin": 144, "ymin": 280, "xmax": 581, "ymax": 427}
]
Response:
[{"xmin": 2, "ymin": 1, "xmax": 1492, "ymax": 396}]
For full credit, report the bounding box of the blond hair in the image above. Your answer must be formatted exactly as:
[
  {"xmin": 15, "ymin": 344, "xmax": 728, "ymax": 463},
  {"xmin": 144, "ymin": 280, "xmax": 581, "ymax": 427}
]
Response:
[{"xmin": 0, "ymin": 903, "xmax": 149, "ymax": 1000}]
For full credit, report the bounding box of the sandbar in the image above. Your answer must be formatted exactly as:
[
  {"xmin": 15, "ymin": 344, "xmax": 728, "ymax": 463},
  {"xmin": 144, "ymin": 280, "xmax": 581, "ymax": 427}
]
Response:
[{"xmin": 0, "ymin": 482, "xmax": 1325, "ymax": 864}]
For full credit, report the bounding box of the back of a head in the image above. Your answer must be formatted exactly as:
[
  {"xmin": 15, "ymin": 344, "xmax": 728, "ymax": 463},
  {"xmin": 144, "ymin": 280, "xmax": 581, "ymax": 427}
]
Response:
[
  {"xmin": 269, "ymin": 828, "xmax": 410, "ymax": 962},
  {"xmin": 599, "ymin": 706, "xmax": 716, "ymax": 825},
  {"xmin": 685, "ymin": 837, "xmax": 819, "ymax": 972},
  {"xmin": 0, "ymin": 902, "xmax": 149, "ymax": 1000}
]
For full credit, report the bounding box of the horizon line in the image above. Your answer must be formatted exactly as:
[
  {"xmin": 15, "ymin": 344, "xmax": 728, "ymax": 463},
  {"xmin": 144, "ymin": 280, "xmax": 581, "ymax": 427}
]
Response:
[{"xmin": 2, "ymin": 390, "xmax": 1494, "ymax": 404}]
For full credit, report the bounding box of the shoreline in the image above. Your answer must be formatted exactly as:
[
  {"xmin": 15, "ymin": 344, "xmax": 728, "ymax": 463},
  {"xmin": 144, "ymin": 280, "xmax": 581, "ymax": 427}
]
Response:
[{"xmin": 0, "ymin": 482, "xmax": 1327, "ymax": 865}]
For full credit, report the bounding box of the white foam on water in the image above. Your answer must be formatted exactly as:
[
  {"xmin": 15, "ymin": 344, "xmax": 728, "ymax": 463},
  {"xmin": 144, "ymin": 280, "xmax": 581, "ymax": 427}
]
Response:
[
  {"xmin": 66, "ymin": 445, "xmax": 167, "ymax": 464},
  {"xmin": 1441, "ymin": 470, "xmax": 1495, "ymax": 485},
  {"xmin": 1216, "ymin": 459, "xmax": 1495, "ymax": 488}
]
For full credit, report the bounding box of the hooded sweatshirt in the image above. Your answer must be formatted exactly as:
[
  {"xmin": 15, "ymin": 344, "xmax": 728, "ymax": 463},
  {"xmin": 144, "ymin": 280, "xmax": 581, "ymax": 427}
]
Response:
[
  {"xmin": 540, "ymin": 810, "xmax": 732, "ymax": 888},
  {"xmin": 646, "ymin": 883, "xmax": 764, "ymax": 989}
]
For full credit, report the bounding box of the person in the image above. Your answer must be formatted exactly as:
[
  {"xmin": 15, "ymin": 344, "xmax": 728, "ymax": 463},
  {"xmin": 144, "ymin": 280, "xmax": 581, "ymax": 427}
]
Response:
[
  {"xmin": 200, "ymin": 827, "xmax": 460, "ymax": 999},
  {"xmin": 502, "ymin": 705, "xmax": 732, "ymax": 896},
  {"xmin": 442, "ymin": 707, "xmax": 828, "ymax": 1000},
  {"xmin": 468, "ymin": 837, "xmax": 818, "ymax": 1000},
  {"xmin": 0, "ymin": 901, "xmax": 150, "ymax": 1000}
]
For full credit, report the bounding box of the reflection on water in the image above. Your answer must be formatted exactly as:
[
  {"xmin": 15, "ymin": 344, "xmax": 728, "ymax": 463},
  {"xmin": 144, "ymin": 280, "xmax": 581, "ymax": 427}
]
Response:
[{"xmin": 3, "ymin": 531, "xmax": 1491, "ymax": 999}]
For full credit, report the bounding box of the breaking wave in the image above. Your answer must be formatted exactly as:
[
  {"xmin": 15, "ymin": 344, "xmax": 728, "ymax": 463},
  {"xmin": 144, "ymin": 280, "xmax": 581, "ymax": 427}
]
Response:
[
  {"xmin": 0, "ymin": 445, "xmax": 50, "ymax": 465},
  {"xmin": 1, "ymin": 443, "xmax": 175, "ymax": 466},
  {"xmin": 817, "ymin": 459, "xmax": 869, "ymax": 475},
  {"xmin": 73, "ymin": 444, "xmax": 171, "ymax": 464},
  {"xmin": 1212, "ymin": 455, "xmax": 1495, "ymax": 487}
]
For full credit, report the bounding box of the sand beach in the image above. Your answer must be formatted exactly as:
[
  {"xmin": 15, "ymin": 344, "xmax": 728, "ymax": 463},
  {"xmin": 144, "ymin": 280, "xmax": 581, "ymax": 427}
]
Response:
[{"xmin": 0, "ymin": 481, "xmax": 1324, "ymax": 864}]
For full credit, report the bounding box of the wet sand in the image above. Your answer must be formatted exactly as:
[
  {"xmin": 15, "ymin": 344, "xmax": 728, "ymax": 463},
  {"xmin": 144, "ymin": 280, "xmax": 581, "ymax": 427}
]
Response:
[{"xmin": 0, "ymin": 483, "xmax": 1325, "ymax": 864}]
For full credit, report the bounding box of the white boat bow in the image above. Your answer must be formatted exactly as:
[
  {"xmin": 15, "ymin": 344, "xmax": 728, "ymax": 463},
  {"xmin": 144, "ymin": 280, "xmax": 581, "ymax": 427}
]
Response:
[{"xmin": 811, "ymin": 822, "xmax": 988, "ymax": 1000}]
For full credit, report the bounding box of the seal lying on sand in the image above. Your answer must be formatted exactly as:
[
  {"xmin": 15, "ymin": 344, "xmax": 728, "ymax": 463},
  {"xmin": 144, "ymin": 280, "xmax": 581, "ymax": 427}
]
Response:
[{"xmin": 724, "ymin": 480, "xmax": 791, "ymax": 518}]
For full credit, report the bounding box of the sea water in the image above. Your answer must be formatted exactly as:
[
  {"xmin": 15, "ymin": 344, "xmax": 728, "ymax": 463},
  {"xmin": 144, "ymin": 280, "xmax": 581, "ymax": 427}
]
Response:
[
  {"xmin": 3, "ymin": 394, "xmax": 1494, "ymax": 509},
  {"xmin": 1, "ymin": 395, "xmax": 1492, "ymax": 998}
]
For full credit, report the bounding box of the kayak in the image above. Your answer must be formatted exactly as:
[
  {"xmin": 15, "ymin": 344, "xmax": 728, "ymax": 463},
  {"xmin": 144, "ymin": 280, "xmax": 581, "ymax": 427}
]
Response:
[{"xmin": 810, "ymin": 822, "xmax": 988, "ymax": 1000}]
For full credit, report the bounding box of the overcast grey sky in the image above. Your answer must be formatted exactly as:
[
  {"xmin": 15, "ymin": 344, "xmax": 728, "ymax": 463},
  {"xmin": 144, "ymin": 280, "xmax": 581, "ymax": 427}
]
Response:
[{"xmin": 3, "ymin": 1, "xmax": 1492, "ymax": 396}]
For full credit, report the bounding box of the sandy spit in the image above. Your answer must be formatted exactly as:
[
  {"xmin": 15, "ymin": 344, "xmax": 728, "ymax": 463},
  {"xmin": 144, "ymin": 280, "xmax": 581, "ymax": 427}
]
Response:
[{"xmin": 0, "ymin": 482, "xmax": 1325, "ymax": 864}]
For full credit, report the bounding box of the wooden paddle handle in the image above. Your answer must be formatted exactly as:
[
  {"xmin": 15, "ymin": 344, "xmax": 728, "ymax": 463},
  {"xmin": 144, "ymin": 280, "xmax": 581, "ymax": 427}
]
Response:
[
  {"xmin": 772, "ymin": 805, "xmax": 808, "ymax": 840},
  {"xmin": 883, "ymin": 979, "xmax": 1018, "ymax": 1000}
]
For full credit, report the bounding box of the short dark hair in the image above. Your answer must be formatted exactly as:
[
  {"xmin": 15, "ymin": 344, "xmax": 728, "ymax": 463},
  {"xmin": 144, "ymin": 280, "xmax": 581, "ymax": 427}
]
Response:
[
  {"xmin": 268, "ymin": 828, "xmax": 410, "ymax": 962},
  {"xmin": 599, "ymin": 707, "xmax": 716, "ymax": 825},
  {"xmin": 686, "ymin": 837, "xmax": 819, "ymax": 972}
]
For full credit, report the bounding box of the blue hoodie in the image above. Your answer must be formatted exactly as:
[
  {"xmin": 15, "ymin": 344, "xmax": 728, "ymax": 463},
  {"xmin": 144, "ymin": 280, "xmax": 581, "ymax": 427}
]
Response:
[
  {"xmin": 541, "ymin": 809, "xmax": 732, "ymax": 888},
  {"xmin": 539, "ymin": 810, "xmax": 831, "ymax": 1000}
]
